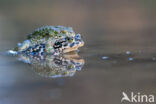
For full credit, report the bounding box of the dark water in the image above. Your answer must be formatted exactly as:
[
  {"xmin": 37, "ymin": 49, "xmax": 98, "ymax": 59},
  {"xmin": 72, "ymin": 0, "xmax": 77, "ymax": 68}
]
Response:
[{"xmin": 0, "ymin": 0, "xmax": 156, "ymax": 104}]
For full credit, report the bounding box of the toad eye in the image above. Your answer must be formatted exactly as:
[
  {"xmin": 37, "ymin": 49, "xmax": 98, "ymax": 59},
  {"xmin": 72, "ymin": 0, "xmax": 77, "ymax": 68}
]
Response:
[
  {"xmin": 65, "ymin": 37, "xmax": 69, "ymax": 41},
  {"xmin": 65, "ymin": 37, "xmax": 73, "ymax": 42}
]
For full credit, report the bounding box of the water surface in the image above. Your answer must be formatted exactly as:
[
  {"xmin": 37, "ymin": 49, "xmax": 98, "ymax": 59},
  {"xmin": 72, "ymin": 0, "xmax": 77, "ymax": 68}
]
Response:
[{"xmin": 0, "ymin": 0, "xmax": 156, "ymax": 104}]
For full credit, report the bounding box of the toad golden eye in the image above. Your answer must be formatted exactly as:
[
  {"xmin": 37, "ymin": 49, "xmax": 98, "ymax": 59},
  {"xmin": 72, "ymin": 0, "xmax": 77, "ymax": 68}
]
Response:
[{"xmin": 65, "ymin": 37, "xmax": 73, "ymax": 43}]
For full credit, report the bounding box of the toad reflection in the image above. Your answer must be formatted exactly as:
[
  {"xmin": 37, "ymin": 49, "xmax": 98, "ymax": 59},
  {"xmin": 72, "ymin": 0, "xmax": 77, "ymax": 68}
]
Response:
[{"xmin": 17, "ymin": 52, "xmax": 85, "ymax": 78}]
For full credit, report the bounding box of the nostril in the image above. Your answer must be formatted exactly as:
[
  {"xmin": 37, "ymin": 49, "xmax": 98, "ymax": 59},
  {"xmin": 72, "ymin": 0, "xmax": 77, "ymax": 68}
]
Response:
[{"xmin": 75, "ymin": 34, "xmax": 81, "ymax": 40}]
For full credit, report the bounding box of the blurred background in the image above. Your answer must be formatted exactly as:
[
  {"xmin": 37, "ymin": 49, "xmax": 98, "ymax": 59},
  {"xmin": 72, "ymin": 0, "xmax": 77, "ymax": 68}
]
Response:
[{"xmin": 0, "ymin": 0, "xmax": 156, "ymax": 104}]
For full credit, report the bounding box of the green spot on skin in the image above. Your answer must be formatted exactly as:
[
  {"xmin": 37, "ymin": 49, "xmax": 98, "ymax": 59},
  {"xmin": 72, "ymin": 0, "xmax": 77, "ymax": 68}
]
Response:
[
  {"xmin": 47, "ymin": 48, "xmax": 53, "ymax": 53},
  {"xmin": 68, "ymin": 65, "xmax": 74, "ymax": 69},
  {"xmin": 37, "ymin": 35, "xmax": 40, "ymax": 40},
  {"xmin": 61, "ymin": 30, "xmax": 66, "ymax": 34},
  {"xmin": 54, "ymin": 31, "xmax": 58, "ymax": 34},
  {"xmin": 55, "ymin": 70, "xmax": 59, "ymax": 75},
  {"xmin": 49, "ymin": 31, "xmax": 55, "ymax": 37},
  {"xmin": 62, "ymin": 72, "xmax": 66, "ymax": 75},
  {"xmin": 50, "ymin": 72, "xmax": 55, "ymax": 76},
  {"xmin": 13, "ymin": 46, "xmax": 19, "ymax": 51}
]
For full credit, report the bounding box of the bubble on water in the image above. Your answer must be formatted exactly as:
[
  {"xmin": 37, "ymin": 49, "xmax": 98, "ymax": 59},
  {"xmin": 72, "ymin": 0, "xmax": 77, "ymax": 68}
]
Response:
[
  {"xmin": 128, "ymin": 57, "xmax": 133, "ymax": 61},
  {"xmin": 7, "ymin": 50, "xmax": 18, "ymax": 55},
  {"xmin": 152, "ymin": 57, "xmax": 156, "ymax": 61},
  {"xmin": 126, "ymin": 51, "xmax": 131, "ymax": 55},
  {"xmin": 102, "ymin": 56, "xmax": 109, "ymax": 60}
]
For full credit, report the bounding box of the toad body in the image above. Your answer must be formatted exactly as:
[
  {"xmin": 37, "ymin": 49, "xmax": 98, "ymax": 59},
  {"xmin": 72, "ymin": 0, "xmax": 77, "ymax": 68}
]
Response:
[{"xmin": 10, "ymin": 26, "xmax": 84, "ymax": 55}]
